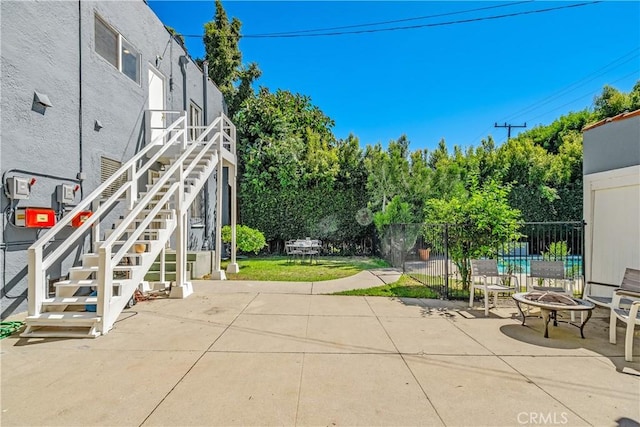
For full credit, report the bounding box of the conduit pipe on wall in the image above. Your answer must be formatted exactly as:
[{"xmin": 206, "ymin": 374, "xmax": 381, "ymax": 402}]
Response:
[
  {"xmin": 202, "ymin": 61, "xmax": 210, "ymax": 250},
  {"xmin": 78, "ymin": 0, "xmax": 84, "ymax": 199}
]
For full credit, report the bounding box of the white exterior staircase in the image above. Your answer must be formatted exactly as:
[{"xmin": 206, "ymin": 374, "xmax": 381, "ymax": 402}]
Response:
[{"xmin": 21, "ymin": 111, "xmax": 237, "ymax": 338}]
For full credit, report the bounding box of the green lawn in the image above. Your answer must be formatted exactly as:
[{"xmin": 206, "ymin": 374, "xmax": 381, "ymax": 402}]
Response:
[
  {"xmin": 221, "ymin": 256, "xmax": 389, "ymax": 282},
  {"xmin": 334, "ymin": 275, "xmax": 439, "ymax": 298}
]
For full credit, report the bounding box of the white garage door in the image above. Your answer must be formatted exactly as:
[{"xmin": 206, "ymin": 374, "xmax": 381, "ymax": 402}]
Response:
[{"xmin": 591, "ymin": 183, "xmax": 640, "ymax": 285}]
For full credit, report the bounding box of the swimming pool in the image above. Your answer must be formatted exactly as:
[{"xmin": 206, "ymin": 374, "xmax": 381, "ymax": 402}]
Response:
[{"xmin": 498, "ymin": 255, "xmax": 583, "ymax": 276}]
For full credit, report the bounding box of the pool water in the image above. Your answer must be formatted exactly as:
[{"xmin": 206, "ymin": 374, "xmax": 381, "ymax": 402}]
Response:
[{"xmin": 498, "ymin": 256, "xmax": 583, "ymax": 276}]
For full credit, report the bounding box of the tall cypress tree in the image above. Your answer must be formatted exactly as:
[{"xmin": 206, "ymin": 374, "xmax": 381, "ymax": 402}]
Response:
[{"xmin": 203, "ymin": 0, "xmax": 261, "ymax": 117}]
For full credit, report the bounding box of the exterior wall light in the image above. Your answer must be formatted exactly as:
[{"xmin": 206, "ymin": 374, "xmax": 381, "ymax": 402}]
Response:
[{"xmin": 32, "ymin": 91, "xmax": 52, "ymax": 114}]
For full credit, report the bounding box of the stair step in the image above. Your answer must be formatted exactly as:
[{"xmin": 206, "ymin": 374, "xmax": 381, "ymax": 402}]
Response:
[
  {"xmin": 114, "ymin": 239, "xmax": 158, "ymax": 246},
  {"xmin": 43, "ymin": 296, "xmax": 97, "ymax": 306},
  {"xmin": 125, "ymin": 225, "xmax": 168, "ymax": 233},
  {"xmin": 25, "ymin": 312, "xmax": 100, "ymax": 326},
  {"xmin": 21, "ymin": 312, "xmax": 101, "ymax": 338},
  {"xmin": 69, "ymin": 265, "xmax": 135, "ymax": 273},
  {"xmin": 152, "ymin": 176, "xmax": 199, "ymax": 184},
  {"xmin": 136, "ymin": 209, "xmax": 174, "ymax": 216},
  {"xmin": 54, "ymin": 279, "xmax": 123, "ymax": 288}
]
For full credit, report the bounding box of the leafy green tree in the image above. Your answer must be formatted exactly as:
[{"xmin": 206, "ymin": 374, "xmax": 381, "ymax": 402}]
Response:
[
  {"xmin": 629, "ymin": 80, "xmax": 640, "ymax": 111},
  {"xmin": 221, "ymin": 225, "xmax": 266, "ymax": 254},
  {"xmin": 235, "ymin": 88, "xmax": 371, "ymax": 249},
  {"xmin": 364, "ymin": 144, "xmax": 395, "ymax": 211},
  {"xmin": 203, "ymin": 0, "xmax": 261, "ymax": 116},
  {"xmin": 425, "ymin": 180, "xmax": 522, "ymax": 289},
  {"xmin": 593, "ymin": 84, "xmax": 631, "ymax": 120},
  {"xmin": 520, "ymin": 110, "xmax": 594, "ymax": 154},
  {"xmin": 373, "ymin": 195, "xmax": 415, "ymax": 233}
]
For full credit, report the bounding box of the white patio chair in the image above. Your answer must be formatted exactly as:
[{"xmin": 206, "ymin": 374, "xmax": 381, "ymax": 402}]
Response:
[
  {"xmin": 285, "ymin": 240, "xmax": 303, "ymax": 264},
  {"xmin": 609, "ymin": 269, "xmax": 640, "ymax": 361},
  {"xmin": 470, "ymin": 259, "xmax": 520, "ymax": 317},
  {"xmin": 585, "ymin": 268, "xmax": 640, "ymax": 310},
  {"xmin": 528, "ymin": 260, "xmax": 570, "ymax": 293}
]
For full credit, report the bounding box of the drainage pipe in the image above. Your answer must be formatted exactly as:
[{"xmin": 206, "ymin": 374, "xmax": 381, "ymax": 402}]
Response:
[{"xmin": 202, "ymin": 61, "xmax": 211, "ymax": 250}]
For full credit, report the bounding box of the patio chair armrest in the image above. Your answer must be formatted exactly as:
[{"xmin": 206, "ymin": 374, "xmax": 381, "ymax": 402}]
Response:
[
  {"xmin": 616, "ymin": 290, "xmax": 640, "ymax": 299},
  {"xmin": 612, "ymin": 290, "xmax": 640, "ymax": 308},
  {"xmin": 629, "ymin": 301, "xmax": 640, "ymax": 325}
]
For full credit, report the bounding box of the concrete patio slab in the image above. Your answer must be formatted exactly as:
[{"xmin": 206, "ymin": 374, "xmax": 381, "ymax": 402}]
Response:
[
  {"xmin": 380, "ymin": 317, "xmax": 493, "ymax": 355},
  {"xmin": 243, "ymin": 293, "xmax": 312, "ymax": 316},
  {"xmin": 142, "ymin": 352, "xmax": 303, "ymax": 426},
  {"xmin": 88, "ymin": 309, "xmax": 229, "ymax": 351},
  {"xmin": 304, "ymin": 316, "xmax": 396, "ymax": 353},
  {"xmin": 308, "ymin": 295, "xmax": 375, "ymax": 316},
  {"xmin": 365, "ymin": 296, "xmax": 432, "ymax": 317},
  {"xmin": 405, "ymin": 354, "xmax": 590, "ymax": 426},
  {"xmin": 2, "ymin": 273, "xmax": 639, "ymax": 427},
  {"xmin": 296, "ymin": 353, "xmax": 444, "ymax": 426},
  {"xmin": 209, "ymin": 314, "xmax": 309, "ymax": 353},
  {"xmin": 1, "ymin": 347, "xmax": 201, "ymax": 426},
  {"xmin": 503, "ymin": 355, "xmax": 640, "ymax": 427},
  {"xmin": 450, "ymin": 316, "xmax": 605, "ymax": 357},
  {"xmin": 202, "ymin": 280, "xmax": 312, "ymax": 294},
  {"xmin": 136, "ymin": 291, "xmax": 257, "ymax": 325}
]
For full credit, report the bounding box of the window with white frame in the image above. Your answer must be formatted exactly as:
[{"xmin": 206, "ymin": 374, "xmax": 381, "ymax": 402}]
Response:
[
  {"xmin": 189, "ymin": 102, "xmax": 202, "ymax": 141},
  {"xmin": 95, "ymin": 15, "xmax": 140, "ymax": 84},
  {"xmin": 190, "ymin": 190, "xmax": 204, "ymax": 224}
]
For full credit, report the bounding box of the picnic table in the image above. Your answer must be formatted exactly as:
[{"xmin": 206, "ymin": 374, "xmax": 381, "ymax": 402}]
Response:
[{"xmin": 286, "ymin": 239, "xmax": 321, "ymax": 264}]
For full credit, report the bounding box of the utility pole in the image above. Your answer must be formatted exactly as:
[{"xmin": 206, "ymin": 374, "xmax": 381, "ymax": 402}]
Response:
[{"xmin": 494, "ymin": 122, "xmax": 527, "ymax": 140}]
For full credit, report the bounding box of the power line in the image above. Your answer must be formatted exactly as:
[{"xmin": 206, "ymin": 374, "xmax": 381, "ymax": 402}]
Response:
[
  {"xmin": 244, "ymin": 1, "xmax": 601, "ymax": 38},
  {"xmin": 181, "ymin": 1, "xmax": 601, "ymax": 39},
  {"xmin": 527, "ymin": 70, "xmax": 639, "ymax": 123},
  {"xmin": 502, "ymin": 48, "xmax": 640, "ymax": 122},
  {"xmin": 494, "ymin": 122, "xmax": 527, "ymax": 140},
  {"xmin": 246, "ymin": 1, "xmax": 533, "ymax": 37},
  {"xmin": 469, "ymin": 49, "xmax": 639, "ymax": 144}
]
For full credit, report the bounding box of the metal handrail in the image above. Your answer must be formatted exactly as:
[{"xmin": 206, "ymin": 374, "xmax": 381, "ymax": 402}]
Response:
[
  {"xmin": 26, "ymin": 110, "xmax": 236, "ymax": 330},
  {"xmin": 27, "ymin": 112, "xmax": 187, "ymax": 316}
]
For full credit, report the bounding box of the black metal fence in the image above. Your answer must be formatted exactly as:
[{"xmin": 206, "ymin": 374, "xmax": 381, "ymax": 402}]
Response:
[{"xmin": 380, "ymin": 221, "xmax": 585, "ymax": 300}]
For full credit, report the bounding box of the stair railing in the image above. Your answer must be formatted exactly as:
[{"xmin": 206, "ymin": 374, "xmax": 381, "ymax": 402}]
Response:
[
  {"xmin": 27, "ymin": 111, "xmax": 187, "ymax": 316},
  {"xmin": 96, "ymin": 114, "xmax": 231, "ymax": 332}
]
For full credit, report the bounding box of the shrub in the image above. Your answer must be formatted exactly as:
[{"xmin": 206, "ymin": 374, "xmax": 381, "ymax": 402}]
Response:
[{"xmin": 221, "ymin": 225, "xmax": 267, "ymax": 254}]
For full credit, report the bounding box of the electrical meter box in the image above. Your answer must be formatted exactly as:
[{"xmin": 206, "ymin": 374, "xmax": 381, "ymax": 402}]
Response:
[
  {"xmin": 5, "ymin": 177, "xmax": 31, "ymax": 200},
  {"xmin": 56, "ymin": 184, "xmax": 76, "ymax": 204},
  {"xmin": 71, "ymin": 211, "xmax": 92, "ymax": 227},
  {"xmin": 15, "ymin": 208, "xmax": 56, "ymax": 228}
]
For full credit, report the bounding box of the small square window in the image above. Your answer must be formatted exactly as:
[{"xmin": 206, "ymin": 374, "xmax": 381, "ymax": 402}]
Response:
[
  {"xmin": 95, "ymin": 17, "xmax": 118, "ymax": 68},
  {"xmin": 121, "ymin": 39, "xmax": 140, "ymax": 84},
  {"xmin": 95, "ymin": 14, "xmax": 140, "ymax": 85}
]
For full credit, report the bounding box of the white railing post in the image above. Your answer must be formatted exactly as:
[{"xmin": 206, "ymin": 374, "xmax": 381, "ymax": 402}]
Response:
[
  {"xmin": 212, "ymin": 120, "xmax": 225, "ymax": 279},
  {"xmin": 126, "ymin": 164, "xmax": 137, "ymax": 210},
  {"xmin": 159, "ymin": 245, "xmax": 166, "ymax": 284},
  {"xmin": 97, "ymin": 246, "xmax": 113, "ymax": 334},
  {"xmin": 27, "ymin": 247, "xmax": 43, "ymax": 316},
  {"xmin": 91, "ymin": 199, "xmax": 101, "ymax": 250},
  {"xmin": 145, "ymin": 110, "xmax": 151, "ymax": 146},
  {"xmin": 181, "ymin": 111, "xmax": 188, "ymax": 150},
  {"xmin": 226, "ymin": 162, "xmax": 239, "ymax": 274},
  {"xmin": 175, "ymin": 164, "xmax": 186, "ymax": 287}
]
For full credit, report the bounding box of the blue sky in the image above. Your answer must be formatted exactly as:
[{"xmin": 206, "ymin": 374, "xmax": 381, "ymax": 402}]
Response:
[{"xmin": 148, "ymin": 1, "xmax": 640, "ymax": 151}]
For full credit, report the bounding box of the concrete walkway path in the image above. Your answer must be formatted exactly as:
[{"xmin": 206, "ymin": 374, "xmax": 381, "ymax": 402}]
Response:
[
  {"xmin": 208, "ymin": 268, "xmax": 403, "ymax": 296},
  {"xmin": 1, "ymin": 271, "xmax": 639, "ymax": 426}
]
